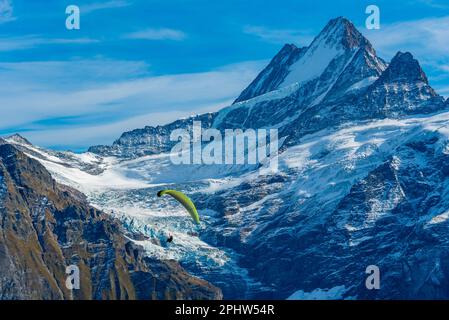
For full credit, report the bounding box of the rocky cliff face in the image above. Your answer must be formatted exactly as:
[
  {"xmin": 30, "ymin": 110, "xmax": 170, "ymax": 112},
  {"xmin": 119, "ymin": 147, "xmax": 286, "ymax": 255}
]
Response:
[
  {"xmin": 0, "ymin": 141, "xmax": 221, "ymax": 300},
  {"xmin": 196, "ymin": 124, "xmax": 449, "ymax": 299},
  {"xmin": 233, "ymin": 43, "xmax": 306, "ymax": 103},
  {"xmin": 88, "ymin": 113, "xmax": 216, "ymax": 158}
]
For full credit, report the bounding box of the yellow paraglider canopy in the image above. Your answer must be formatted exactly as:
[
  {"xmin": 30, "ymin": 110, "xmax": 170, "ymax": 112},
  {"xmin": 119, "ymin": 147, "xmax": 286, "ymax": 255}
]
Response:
[{"xmin": 157, "ymin": 190, "xmax": 200, "ymax": 224}]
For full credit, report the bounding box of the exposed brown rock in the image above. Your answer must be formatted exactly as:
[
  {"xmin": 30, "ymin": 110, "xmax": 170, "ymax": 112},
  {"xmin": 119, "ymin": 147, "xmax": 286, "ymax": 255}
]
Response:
[{"xmin": 0, "ymin": 142, "xmax": 222, "ymax": 300}]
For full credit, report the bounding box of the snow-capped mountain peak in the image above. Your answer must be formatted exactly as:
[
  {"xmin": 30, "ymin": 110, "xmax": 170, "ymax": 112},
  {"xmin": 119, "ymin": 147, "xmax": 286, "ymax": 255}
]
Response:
[
  {"xmin": 318, "ymin": 16, "xmax": 367, "ymax": 50},
  {"xmin": 233, "ymin": 43, "xmax": 306, "ymax": 103},
  {"xmin": 279, "ymin": 16, "xmax": 371, "ymax": 88},
  {"xmin": 235, "ymin": 17, "xmax": 385, "ymax": 105},
  {"xmin": 377, "ymin": 51, "xmax": 430, "ymax": 85},
  {"xmin": 6, "ymin": 133, "xmax": 33, "ymax": 146}
]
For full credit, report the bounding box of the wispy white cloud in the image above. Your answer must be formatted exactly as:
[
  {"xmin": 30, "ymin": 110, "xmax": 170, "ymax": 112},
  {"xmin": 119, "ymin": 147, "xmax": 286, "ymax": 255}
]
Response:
[
  {"xmin": 0, "ymin": 59, "xmax": 265, "ymax": 149},
  {"xmin": 243, "ymin": 25, "xmax": 313, "ymax": 46},
  {"xmin": 124, "ymin": 28, "xmax": 187, "ymax": 41},
  {"xmin": 0, "ymin": 0, "xmax": 15, "ymax": 24},
  {"xmin": 435, "ymin": 85, "xmax": 449, "ymax": 96},
  {"xmin": 438, "ymin": 65, "xmax": 449, "ymax": 72},
  {"xmin": 0, "ymin": 59, "xmax": 151, "ymax": 90},
  {"xmin": 0, "ymin": 35, "xmax": 98, "ymax": 51},
  {"xmin": 413, "ymin": 0, "xmax": 449, "ymax": 9},
  {"xmin": 15, "ymin": 103, "xmax": 231, "ymax": 151},
  {"xmin": 363, "ymin": 16, "xmax": 449, "ymax": 60},
  {"xmin": 81, "ymin": 0, "xmax": 132, "ymax": 14}
]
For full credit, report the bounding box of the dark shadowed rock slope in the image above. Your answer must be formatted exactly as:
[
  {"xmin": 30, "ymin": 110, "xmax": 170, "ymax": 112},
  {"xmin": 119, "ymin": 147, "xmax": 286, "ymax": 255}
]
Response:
[
  {"xmin": 233, "ymin": 43, "xmax": 306, "ymax": 103},
  {"xmin": 0, "ymin": 141, "xmax": 221, "ymax": 300}
]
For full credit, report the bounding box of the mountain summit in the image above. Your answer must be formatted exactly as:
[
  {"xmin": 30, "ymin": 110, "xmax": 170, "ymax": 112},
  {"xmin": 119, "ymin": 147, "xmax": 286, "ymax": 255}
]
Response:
[
  {"xmin": 235, "ymin": 17, "xmax": 385, "ymax": 104},
  {"xmin": 5, "ymin": 133, "xmax": 33, "ymax": 146},
  {"xmin": 318, "ymin": 16, "xmax": 369, "ymax": 50},
  {"xmin": 378, "ymin": 51, "xmax": 430, "ymax": 84}
]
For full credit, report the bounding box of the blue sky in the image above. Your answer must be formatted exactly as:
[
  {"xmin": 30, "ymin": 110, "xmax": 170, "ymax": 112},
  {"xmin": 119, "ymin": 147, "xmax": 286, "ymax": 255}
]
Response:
[{"xmin": 1, "ymin": 0, "xmax": 449, "ymax": 151}]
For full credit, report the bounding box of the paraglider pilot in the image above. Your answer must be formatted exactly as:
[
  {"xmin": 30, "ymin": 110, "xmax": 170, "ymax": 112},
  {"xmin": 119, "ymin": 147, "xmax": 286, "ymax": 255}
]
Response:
[{"xmin": 167, "ymin": 234, "xmax": 174, "ymax": 243}]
